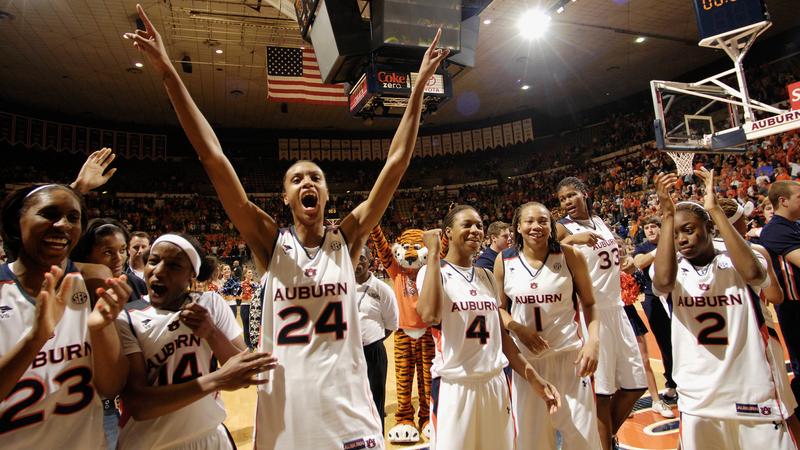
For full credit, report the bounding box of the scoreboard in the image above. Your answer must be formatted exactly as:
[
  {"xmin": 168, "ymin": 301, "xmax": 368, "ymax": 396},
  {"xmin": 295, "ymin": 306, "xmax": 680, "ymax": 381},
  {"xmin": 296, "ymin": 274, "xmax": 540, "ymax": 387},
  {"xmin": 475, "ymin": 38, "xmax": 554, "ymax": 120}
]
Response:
[{"xmin": 693, "ymin": 0, "xmax": 769, "ymax": 41}]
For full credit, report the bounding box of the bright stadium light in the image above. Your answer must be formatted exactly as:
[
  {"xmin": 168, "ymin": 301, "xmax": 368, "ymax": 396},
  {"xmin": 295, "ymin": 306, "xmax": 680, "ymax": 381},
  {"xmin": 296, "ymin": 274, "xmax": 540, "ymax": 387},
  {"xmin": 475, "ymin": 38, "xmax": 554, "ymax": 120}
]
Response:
[
  {"xmin": 635, "ymin": 36, "xmax": 646, "ymax": 43},
  {"xmin": 518, "ymin": 9, "xmax": 551, "ymax": 40}
]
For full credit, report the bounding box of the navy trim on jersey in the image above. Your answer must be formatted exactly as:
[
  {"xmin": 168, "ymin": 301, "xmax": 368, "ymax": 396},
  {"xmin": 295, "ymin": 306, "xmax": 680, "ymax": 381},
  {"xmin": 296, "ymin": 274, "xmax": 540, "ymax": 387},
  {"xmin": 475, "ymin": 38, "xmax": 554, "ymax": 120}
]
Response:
[
  {"xmin": 517, "ymin": 251, "xmax": 550, "ymax": 280},
  {"xmin": 746, "ymin": 285, "xmax": 767, "ymax": 330},
  {"xmin": 0, "ymin": 263, "xmax": 36, "ymax": 305},
  {"xmin": 290, "ymin": 225, "xmax": 328, "ymax": 262},
  {"xmin": 443, "ymin": 260, "xmax": 475, "ymax": 283},
  {"xmin": 556, "ymin": 217, "xmax": 575, "ymax": 235},
  {"xmin": 123, "ymin": 309, "xmax": 137, "ymax": 339},
  {"xmin": 337, "ymin": 224, "xmax": 349, "ymax": 247},
  {"xmin": 123, "ymin": 298, "xmax": 152, "ymax": 312},
  {"xmin": 267, "ymin": 228, "xmax": 281, "ymax": 263}
]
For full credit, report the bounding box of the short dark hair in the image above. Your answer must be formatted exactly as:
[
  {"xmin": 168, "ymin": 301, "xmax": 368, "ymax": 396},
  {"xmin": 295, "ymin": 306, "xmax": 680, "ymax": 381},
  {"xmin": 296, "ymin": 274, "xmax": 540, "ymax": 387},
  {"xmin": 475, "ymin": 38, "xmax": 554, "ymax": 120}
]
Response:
[
  {"xmin": 443, "ymin": 204, "xmax": 478, "ymax": 230},
  {"xmin": 1, "ymin": 184, "xmax": 88, "ymax": 261},
  {"xmin": 676, "ymin": 201, "xmax": 710, "ymax": 223},
  {"xmin": 71, "ymin": 218, "xmax": 130, "ymax": 263},
  {"xmin": 642, "ymin": 216, "xmax": 662, "ymax": 227},
  {"xmin": 130, "ymin": 231, "xmax": 150, "ymax": 243},
  {"xmin": 556, "ymin": 176, "xmax": 588, "ymax": 194}
]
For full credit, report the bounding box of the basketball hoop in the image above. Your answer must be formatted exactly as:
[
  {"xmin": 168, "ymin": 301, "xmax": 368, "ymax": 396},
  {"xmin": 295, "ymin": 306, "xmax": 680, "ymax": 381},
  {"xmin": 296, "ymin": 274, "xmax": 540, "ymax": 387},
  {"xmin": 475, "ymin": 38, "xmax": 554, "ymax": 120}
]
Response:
[{"xmin": 666, "ymin": 151, "xmax": 695, "ymax": 176}]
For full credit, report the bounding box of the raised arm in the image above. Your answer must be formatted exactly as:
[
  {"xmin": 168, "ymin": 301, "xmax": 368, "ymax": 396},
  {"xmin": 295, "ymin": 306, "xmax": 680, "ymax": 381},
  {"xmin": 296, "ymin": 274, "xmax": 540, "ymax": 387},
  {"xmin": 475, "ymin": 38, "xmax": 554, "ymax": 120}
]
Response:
[
  {"xmin": 341, "ymin": 30, "xmax": 450, "ymax": 253},
  {"xmin": 696, "ymin": 168, "xmax": 766, "ymax": 285},
  {"xmin": 416, "ymin": 230, "xmax": 444, "ymax": 324},
  {"xmin": 70, "ymin": 148, "xmax": 117, "ymax": 193},
  {"xmin": 752, "ymin": 244, "xmax": 784, "ymax": 304},
  {"xmin": 369, "ymin": 224, "xmax": 399, "ymax": 278},
  {"xmin": 125, "ymin": 4, "xmax": 276, "ymax": 271},
  {"xmin": 652, "ymin": 173, "xmax": 679, "ymax": 294}
]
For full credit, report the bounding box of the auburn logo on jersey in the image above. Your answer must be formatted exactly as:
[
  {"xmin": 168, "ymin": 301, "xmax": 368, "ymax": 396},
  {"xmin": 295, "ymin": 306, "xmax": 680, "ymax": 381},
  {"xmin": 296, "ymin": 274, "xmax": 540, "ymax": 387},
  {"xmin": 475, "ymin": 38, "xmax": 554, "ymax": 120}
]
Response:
[
  {"xmin": 469, "ymin": 289, "xmax": 477, "ymax": 296},
  {"xmin": 168, "ymin": 320, "xmax": 180, "ymax": 331},
  {"xmin": 304, "ymin": 268, "xmax": 317, "ymax": 277},
  {"xmin": 698, "ymin": 283, "xmax": 710, "ymax": 291},
  {"xmin": 530, "ymin": 282, "xmax": 538, "ymax": 289}
]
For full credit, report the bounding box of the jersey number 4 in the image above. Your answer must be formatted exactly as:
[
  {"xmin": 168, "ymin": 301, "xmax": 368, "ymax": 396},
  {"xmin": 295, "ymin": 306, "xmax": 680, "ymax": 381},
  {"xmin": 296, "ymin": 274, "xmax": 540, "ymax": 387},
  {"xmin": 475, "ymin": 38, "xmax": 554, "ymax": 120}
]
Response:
[
  {"xmin": 277, "ymin": 302, "xmax": 347, "ymax": 345},
  {"xmin": 0, "ymin": 367, "xmax": 94, "ymax": 434},
  {"xmin": 466, "ymin": 315, "xmax": 490, "ymax": 344},
  {"xmin": 695, "ymin": 311, "xmax": 728, "ymax": 345}
]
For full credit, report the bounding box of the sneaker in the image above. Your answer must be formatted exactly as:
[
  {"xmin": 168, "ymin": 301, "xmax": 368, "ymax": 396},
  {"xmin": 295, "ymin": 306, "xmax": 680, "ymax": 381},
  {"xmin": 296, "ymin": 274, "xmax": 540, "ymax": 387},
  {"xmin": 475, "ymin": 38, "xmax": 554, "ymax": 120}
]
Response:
[
  {"xmin": 661, "ymin": 388, "xmax": 678, "ymax": 401},
  {"xmin": 652, "ymin": 400, "xmax": 676, "ymax": 418}
]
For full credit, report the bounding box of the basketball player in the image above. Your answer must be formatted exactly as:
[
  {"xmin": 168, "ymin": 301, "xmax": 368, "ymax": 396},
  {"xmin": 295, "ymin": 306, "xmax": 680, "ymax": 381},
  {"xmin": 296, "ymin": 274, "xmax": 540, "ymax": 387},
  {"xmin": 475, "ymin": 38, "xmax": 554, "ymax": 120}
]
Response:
[
  {"xmin": 494, "ymin": 202, "xmax": 601, "ymax": 449},
  {"xmin": 125, "ymin": 5, "xmax": 449, "ymax": 448},
  {"xmin": 555, "ymin": 177, "xmax": 647, "ymax": 450},
  {"xmin": 115, "ymin": 233, "xmax": 275, "ymax": 449},
  {"xmin": 651, "ymin": 170, "xmax": 796, "ymax": 450},
  {"xmin": 0, "ymin": 184, "xmax": 131, "ymax": 448},
  {"xmin": 416, "ymin": 205, "xmax": 560, "ymax": 450}
]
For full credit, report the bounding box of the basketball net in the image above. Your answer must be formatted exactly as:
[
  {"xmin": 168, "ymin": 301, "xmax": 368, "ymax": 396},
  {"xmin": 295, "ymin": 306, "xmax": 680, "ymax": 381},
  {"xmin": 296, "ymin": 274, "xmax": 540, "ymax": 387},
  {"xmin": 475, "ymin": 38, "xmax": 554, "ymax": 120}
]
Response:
[{"xmin": 666, "ymin": 151, "xmax": 695, "ymax": 176}]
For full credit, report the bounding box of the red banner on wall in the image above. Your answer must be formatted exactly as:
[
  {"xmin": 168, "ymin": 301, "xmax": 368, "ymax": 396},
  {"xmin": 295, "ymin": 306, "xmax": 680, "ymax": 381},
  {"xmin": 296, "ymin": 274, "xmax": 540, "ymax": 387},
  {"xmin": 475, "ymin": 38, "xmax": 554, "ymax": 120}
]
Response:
[{"xmin": 789, "ymin": 82, "xmax": 800, "ymax": 110}]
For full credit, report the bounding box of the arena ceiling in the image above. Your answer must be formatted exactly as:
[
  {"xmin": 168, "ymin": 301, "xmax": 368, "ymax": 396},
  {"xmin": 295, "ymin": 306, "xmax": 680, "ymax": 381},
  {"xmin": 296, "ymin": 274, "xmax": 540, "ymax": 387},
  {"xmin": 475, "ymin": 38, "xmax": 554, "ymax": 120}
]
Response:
[{"xmin": 0, "ymin": 0, "xmax": 796, "ymax": 132}]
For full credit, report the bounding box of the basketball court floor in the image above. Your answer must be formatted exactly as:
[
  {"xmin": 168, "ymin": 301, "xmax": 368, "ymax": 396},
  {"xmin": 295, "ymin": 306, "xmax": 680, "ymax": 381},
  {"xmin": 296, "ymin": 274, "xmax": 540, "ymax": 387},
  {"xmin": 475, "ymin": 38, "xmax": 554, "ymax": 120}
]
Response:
[{"xmin": 220, "ymin": 301, "xmax": 792, "ymax": 450}]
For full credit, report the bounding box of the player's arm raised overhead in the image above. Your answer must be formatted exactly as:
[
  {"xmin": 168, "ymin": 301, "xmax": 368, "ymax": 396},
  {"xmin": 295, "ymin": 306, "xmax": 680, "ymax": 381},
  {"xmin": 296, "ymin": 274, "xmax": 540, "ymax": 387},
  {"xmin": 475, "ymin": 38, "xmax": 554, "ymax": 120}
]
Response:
[
  {"xmin": 341, "ymin": 30, "xmax": 449, "ymax": 255},
  {"xmin": 416, "ymin": 229, "xmax": 444, "ymax": 324},
  {"xmin": 125, "ymin": 4, "xmax": 276, "ymax": 272},
  {"xmin": 696, "ymin": 167, "xmax": 766, "ymax": 284},
  {"xmin": 652, "ymin": 173, "xmax": 679, "ymax": 294}
]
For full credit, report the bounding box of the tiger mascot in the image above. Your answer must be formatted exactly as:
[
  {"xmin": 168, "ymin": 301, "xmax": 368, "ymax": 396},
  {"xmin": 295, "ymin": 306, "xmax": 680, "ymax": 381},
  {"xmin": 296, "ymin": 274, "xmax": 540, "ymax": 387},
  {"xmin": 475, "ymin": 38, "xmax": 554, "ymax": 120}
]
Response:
[{"xmin": 370, "ymin": 225, "xmax": 435, "ymax": 443}]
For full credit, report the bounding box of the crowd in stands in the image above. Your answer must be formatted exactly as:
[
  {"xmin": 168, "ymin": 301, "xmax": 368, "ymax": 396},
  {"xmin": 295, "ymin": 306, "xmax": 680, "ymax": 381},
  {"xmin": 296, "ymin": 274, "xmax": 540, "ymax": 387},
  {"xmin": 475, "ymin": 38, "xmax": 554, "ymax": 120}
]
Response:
[{"xmin": 2, "ymin": 55, "xmax": 799, "ymax": 260}]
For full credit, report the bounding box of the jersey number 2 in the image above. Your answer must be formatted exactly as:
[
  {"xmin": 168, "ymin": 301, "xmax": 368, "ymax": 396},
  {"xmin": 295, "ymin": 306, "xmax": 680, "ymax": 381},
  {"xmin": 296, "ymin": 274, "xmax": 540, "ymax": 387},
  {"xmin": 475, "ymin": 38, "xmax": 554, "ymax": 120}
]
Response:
[
  {"xmin": 695, "ymin": 312, "xmax": 727, "ymax": 345},
  {"xmin": 0, "ymin": 367, "xmax": 94, "ymax": 434},
  {"xmin": 466, "ymin": 315, "xmax": 490, "ymax": 344},
  {"xmin": 277, "ymin": 302, "xmax": 347, "ymax": 345}
]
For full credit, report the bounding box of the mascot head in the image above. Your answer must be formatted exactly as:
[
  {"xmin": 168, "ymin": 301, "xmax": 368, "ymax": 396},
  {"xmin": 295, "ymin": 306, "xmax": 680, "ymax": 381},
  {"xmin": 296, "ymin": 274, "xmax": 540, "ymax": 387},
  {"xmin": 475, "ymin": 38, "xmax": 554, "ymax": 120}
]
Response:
[{"xmin": 392, "ymin": 229, "xmax": 428, "ymax": 271}]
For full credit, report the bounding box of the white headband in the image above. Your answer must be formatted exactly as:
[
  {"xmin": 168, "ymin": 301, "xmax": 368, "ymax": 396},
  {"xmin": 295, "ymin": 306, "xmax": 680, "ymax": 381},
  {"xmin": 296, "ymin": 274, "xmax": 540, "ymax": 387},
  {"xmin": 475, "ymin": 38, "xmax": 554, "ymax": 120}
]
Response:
[
  {"xmin": 153, "ymin": 234, "xmax": 201, "ymax": 276},
  {"xmin": 728, "ymin": 203, "xmax": 745, "ymax": 225},
  {"xmin": 25, "ymin": 184, "xmax": 62, "ymax": 199}
]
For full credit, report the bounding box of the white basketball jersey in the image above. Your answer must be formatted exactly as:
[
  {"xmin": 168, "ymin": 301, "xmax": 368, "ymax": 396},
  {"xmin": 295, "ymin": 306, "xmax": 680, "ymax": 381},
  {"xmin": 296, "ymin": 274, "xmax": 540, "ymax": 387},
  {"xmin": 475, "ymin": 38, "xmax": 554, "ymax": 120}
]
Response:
[
  {"xmin": 558, "ymin": 216, "xmax": 622, "ymax": 309},
  {"xmin": 713, "ymin": 238, "xmax": 778, "ymax": 327},
  {"xmin": 502, "ymin": 248, "xmax": 582, "ymax": 359},
  {"xmin": 115, "ymin": 291, "xmax": 241, "ymax": 450},
  {"xmin": 417, "ymin": 262, "xmax": 508, "ymax": 381},
  {"xmin": 652, "ymin": 251, "xmax": 789, "ymax": 420},
  {"xmin": 0, "ymin": 262, "xmax": 104, "ymax": 449},
  {"xmin": 255, "ymin": 227, "xmax": 383, "ymax": 450}
]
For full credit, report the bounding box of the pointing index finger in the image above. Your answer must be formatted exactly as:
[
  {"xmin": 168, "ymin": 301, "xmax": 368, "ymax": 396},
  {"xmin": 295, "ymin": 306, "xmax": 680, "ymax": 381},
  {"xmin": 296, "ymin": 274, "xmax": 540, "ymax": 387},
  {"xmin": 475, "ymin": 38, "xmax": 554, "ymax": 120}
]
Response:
[{"xmin": 136, "ymin": 4, "xmax": 155, "ymax": 34}]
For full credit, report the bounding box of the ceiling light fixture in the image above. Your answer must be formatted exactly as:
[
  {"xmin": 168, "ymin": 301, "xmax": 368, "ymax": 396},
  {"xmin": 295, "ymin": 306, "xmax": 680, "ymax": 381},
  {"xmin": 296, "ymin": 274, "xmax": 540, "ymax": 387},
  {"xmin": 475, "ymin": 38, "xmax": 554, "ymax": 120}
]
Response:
[
  {"xmin": 134, "ymin": 62, "xmax": 144, "ymax": 68},
  {"xmin": 518, "ymin": 9, "xmax": 551, "ymax": 40},
  {"xmin": 521, "ymin": 84, "xmax": 531, "ymax": 90},
  {"xmin": 483, "ymin": 19, "xmax": 491, "ymax": 25},
  {"xmin": 215, "ymin": 49, "xmax": 224, "ymax": 54},
  {"xmin": 635, "ymin": 36, "xmax": 646, "ymax": 43},
  {"xmin": 556, "ymin": 6, "xmax": 565, "ymax": 13}
]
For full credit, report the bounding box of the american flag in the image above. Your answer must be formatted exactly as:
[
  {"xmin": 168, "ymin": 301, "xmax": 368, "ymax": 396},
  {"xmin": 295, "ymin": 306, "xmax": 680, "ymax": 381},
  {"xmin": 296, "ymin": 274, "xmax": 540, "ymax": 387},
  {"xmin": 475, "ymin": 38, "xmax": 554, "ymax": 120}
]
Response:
[{"xmin": 266, "ymin": 47, "xmax": 348, "ymax": 106}]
